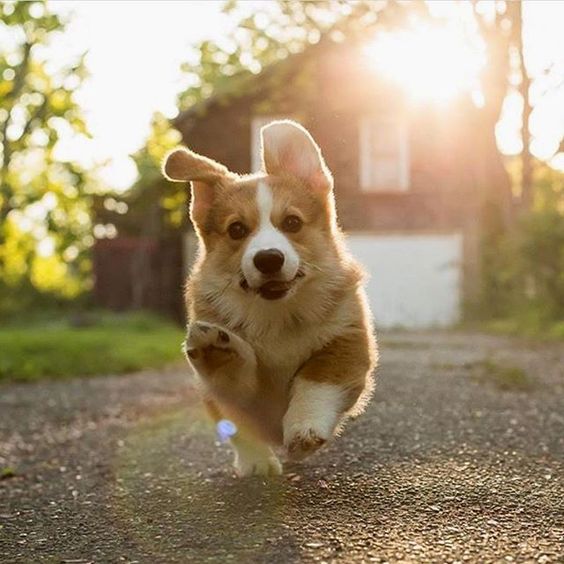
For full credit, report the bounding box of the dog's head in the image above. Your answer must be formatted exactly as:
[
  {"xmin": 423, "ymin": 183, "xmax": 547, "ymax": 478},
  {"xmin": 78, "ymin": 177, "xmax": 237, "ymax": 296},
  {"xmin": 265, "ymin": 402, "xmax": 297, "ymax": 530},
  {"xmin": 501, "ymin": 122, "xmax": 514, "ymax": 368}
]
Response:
[{"xmin": 163, "ymin": 120, "xmax": 340, "ymax": 302}]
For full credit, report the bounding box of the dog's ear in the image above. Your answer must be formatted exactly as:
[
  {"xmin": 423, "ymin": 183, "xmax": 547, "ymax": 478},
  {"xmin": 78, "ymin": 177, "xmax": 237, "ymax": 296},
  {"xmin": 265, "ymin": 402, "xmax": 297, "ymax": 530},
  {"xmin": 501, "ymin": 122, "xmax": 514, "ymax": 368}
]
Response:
[
  {"xmin": 162, "ymin": 147, "xmax": 228, "ymax": 184},
  {"xmin": 261, "ymin": 120, "xmax": 332, "ymax": 193},
  {"xmin": 162, "ymin": 147, "xmax": 230, "ymax": 225}
]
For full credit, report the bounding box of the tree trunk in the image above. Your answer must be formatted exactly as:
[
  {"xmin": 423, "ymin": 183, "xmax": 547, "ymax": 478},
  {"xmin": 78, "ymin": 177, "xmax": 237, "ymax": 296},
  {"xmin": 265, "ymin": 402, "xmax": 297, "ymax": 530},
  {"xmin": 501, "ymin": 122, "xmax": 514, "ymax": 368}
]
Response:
[
  {"xmin": 511, "ymin": 0, "xmax": 534, "ymax": 211},
  {"xmin": 473, "ymin": 3, "xmax": 516, "ymax": 228}
]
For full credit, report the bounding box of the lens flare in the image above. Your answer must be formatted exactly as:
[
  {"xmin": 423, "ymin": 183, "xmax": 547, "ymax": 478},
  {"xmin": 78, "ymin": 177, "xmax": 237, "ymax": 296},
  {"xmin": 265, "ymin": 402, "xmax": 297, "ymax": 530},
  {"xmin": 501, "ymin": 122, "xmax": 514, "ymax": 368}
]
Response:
[
  {"xmin": 216, "ymin": 419, "xmax": 237, "ymax": 442},
  {"xmin": 364, "ymin": 24, "xmax": 484, "ymax": 104}
]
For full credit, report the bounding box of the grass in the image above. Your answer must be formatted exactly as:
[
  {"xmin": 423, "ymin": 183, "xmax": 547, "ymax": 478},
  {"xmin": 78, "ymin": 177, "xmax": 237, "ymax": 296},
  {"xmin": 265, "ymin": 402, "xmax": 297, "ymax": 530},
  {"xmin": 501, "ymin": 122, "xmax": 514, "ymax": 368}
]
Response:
[
  {"xmin": 0, "ymin": 467, "xmax": 17, "ymax": 480},
  {"xmin": 0, "ymin": 312, "xmax": 185, "ymax": 383},
  {"xmin": 472, "ymin": 359, "xmax": 533, "ymax": 392},
  {"xmin": 463, "ymin": 306, "xmax": 564, "ymax": 342},
  {"xmin": 481, "ymin": 318, "xmax": 564, "ymax": 341},
  {"xmin": 431, "ymin": 357, "xmax": 533, "ymax": 392}
]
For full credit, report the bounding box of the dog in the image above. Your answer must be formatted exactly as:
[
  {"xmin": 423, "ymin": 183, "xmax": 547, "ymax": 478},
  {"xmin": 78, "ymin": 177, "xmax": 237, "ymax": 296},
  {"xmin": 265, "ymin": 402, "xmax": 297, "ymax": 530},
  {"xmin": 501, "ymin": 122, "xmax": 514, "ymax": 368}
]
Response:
[{"xmin": 162, "ymin": 120, "xmax": 377, "ymax": 477}]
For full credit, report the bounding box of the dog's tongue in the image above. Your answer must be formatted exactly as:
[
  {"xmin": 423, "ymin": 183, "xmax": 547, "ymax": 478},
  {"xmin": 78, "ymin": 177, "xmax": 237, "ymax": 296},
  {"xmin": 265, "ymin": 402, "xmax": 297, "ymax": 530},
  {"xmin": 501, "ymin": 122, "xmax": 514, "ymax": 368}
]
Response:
[{"xmin": 258, "ymin": 280, "xmax": 289, "ymax": 300}]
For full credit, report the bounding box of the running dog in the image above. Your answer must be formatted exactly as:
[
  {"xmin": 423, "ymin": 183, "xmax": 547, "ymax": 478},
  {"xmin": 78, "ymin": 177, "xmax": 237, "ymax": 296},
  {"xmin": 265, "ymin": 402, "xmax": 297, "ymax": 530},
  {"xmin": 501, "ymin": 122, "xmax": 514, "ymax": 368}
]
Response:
[{"xmin": 162, "ymin": 120, "xmax": 377, "ymax": 476}]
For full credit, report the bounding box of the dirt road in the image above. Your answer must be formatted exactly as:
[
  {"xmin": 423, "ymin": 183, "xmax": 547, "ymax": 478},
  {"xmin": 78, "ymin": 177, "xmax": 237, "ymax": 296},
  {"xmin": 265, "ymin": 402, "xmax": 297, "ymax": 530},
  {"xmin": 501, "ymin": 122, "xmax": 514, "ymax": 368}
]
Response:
[{"xmin": 1, "ymin": 332, "xmax": 563, "ymax": 562}]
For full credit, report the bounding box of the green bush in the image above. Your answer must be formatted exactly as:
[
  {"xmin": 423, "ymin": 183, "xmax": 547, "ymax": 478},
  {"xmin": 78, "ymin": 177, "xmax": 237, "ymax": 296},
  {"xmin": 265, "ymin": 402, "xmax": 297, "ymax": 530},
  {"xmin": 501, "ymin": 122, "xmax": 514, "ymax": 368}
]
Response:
[
  {"xmin": 519, "ymin": 181, "xmax": 564, "ymax": 317},
  {"xmin": 477, "ymin": 166, "xmax": 564, "ymax": 332}
]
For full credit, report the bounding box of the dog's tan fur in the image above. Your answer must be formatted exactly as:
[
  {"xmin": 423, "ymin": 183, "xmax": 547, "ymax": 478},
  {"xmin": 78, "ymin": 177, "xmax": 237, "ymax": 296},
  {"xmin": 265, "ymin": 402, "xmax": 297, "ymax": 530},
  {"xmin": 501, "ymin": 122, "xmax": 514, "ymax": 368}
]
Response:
[{"xmin": 163, "ymin": 120, "xmax": 377, "ymax": 476}]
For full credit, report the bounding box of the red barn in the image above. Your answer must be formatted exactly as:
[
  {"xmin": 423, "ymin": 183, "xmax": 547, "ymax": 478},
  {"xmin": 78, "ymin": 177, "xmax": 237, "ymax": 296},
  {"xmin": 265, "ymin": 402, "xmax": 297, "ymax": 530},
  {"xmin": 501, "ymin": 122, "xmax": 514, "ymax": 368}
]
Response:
[{"xmin": 171, "ymin": 37, "xmax": 505, "ymax": 328}]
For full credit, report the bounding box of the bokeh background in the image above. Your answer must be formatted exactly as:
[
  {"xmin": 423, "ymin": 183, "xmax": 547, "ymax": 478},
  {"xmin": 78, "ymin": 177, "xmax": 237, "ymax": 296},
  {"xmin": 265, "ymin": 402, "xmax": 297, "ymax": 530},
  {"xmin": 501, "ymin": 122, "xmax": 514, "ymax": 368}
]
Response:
[{"xmin": 1, "ymin": 0, "xmax": 563, "ymax": 382}]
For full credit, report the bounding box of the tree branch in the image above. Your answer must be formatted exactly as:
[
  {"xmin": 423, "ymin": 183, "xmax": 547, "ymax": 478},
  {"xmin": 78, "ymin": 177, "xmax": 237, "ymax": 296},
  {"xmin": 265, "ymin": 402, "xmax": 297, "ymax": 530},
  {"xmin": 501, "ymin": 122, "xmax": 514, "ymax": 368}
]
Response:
[{"xmin": 1, "ymin": 41, "xmax": 33, "ymax": 221}]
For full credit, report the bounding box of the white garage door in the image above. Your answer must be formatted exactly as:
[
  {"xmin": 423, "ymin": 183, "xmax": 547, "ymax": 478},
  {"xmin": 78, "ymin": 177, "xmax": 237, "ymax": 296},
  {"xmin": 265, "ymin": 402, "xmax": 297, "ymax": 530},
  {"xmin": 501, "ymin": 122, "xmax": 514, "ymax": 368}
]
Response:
[{"xmin": 346, "ymin": 233, "xmax": 462, "ymax": 329}]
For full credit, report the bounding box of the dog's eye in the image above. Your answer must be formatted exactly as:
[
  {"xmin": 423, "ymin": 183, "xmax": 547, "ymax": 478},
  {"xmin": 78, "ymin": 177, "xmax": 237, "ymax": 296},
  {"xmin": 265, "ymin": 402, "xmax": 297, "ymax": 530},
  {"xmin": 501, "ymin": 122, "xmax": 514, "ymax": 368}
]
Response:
[
  {"xmin": 227, "ymin": 221, "xmax": 249, "ymax": 240},
  {"xmin": 281, "ymin": 215, "xmax": 303, "ymax": 233}
]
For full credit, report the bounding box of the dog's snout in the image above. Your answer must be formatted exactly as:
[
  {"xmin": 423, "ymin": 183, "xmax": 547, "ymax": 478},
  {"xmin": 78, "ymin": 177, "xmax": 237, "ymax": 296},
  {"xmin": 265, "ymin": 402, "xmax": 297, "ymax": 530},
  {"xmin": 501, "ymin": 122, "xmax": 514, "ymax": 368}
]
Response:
[{"xmin": 253, "ymin": 249, "xmax": 285, "ymax": 275}]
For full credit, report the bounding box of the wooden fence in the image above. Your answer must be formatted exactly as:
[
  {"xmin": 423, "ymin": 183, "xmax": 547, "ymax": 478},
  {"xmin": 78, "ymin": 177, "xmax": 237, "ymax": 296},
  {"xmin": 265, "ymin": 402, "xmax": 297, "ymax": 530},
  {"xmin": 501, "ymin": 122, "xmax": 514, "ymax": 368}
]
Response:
[{"xmin": 93, "ymin": 236, "xmax": 185, "ymax": 323}]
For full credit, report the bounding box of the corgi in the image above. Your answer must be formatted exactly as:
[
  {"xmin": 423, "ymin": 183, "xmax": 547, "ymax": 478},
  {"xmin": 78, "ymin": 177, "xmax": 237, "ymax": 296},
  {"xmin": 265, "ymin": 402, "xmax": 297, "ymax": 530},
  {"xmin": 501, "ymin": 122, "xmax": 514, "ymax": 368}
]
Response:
[{"xmin": 162, "ymin": 120, "xmax": 377, "ymax": 477}]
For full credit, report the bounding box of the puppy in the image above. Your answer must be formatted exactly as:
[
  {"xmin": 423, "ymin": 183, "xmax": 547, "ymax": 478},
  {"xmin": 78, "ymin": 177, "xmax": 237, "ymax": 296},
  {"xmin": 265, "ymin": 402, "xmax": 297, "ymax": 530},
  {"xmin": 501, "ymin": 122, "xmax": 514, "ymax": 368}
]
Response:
[{"xmin": 163, "ymin": 120, "xmax": 377, "ymax": 477}]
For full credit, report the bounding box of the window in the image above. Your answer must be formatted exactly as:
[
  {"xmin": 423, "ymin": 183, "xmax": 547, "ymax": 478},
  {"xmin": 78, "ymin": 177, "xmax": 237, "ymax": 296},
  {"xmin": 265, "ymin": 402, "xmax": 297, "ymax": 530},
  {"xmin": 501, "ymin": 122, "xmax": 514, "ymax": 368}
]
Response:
[
  {"xmin": 359, "ymin": 116, "xmax": 410, "ymax": 192},
  {"xmin": 251, "ymin": 115, "xmax": 286, "ymax": 173}
]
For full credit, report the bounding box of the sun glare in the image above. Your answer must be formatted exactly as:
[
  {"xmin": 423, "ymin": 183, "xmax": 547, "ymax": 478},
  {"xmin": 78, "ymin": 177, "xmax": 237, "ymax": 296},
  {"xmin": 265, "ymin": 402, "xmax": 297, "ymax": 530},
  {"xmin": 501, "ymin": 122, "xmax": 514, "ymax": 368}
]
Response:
[{"xmin": 364, "ymin": 25, "xmax": 484, "ymax": 104}]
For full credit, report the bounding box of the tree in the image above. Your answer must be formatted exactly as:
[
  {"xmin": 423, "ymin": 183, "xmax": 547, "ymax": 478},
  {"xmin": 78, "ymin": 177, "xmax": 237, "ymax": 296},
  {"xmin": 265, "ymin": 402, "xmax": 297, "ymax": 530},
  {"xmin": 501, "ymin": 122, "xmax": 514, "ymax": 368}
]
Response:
[
  {"xmin": 508, "ymin": 0, "xmax": 533, "ymax": 211},
  {"xmin": 469, "ymin": 0, "xmax": 519, "ymax": 228},
  {"xmin": 177, "ymin": 0, "xmax": 418, "ymax": 113},
  {"xmin": 178, "ymin": 1, "xmax": 353, "ymax": 111},
  {"xmin": 0, "ymin": 1, "xmax": 95, "ymax": 312},
  {"xmin": 99, "ymin": 112, "xmax": 184, "ymax": 241}
]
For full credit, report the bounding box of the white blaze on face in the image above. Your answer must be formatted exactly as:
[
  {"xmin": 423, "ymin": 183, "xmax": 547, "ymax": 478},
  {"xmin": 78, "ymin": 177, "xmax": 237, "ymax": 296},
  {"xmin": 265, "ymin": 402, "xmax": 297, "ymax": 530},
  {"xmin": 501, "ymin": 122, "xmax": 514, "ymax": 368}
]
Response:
[{"xmin": 241, "ymin": 181, "xmax": 300, "ymax": 288}]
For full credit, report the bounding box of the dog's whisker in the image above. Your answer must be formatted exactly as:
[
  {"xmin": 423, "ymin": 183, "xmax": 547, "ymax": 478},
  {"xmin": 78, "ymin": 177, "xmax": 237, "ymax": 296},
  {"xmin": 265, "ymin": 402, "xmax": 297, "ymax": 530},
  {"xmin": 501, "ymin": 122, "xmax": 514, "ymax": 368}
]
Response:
[
  {"xmin": 302, "ymin": 260, "xmax": 324, "ymax": 273},
  {"xmin": 203, "ymin": 278, "xmax": 234, "ymax": 307}
]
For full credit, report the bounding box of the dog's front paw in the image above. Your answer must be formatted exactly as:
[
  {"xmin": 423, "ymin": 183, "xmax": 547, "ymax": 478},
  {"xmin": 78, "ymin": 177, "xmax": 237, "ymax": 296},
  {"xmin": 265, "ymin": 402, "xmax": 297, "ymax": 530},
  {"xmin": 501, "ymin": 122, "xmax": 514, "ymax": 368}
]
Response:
[
  {"xmin": 184, "ymin": 322, "xmax": 236, "ymax": 367},
  {"xmin": 185, "ymin": 321, "xmax": 232, "ymax": 354},
  {"xmin": 234, "ymin": 445, "xmax": 283, "ymax": 477},
  {"xmin": 285, "ymin": 428, "xmax": 327, "ymax": 461},
  {"xmin": 184, "ymin": 322, "xmax": 258, "ymax": 400}
]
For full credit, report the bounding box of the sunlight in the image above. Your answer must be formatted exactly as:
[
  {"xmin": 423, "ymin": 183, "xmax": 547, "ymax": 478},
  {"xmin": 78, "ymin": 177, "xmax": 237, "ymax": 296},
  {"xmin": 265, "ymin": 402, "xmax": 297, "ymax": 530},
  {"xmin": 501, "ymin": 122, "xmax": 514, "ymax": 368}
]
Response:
[{"xmin": 364, "ymin": 25, "xmax": 484, "ymax": 104}]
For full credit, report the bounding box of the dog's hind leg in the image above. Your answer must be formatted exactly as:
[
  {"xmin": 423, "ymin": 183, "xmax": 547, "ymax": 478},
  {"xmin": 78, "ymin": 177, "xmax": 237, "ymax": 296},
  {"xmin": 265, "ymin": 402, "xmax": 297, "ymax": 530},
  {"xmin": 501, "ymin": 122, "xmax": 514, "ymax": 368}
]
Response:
[
  {"xmin": 231, "ymin": 432, "xmax": 282, "ymax": 477},
  {"xmin": 203, "ymin": 398, "xmax": 282, "ymax": 477}
]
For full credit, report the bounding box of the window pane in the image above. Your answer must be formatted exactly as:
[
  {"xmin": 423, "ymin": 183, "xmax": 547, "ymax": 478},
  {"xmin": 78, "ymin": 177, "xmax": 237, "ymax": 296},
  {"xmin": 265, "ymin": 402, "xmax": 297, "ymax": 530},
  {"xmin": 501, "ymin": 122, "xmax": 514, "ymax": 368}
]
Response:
[
  {"xmin": 360, "ymin": 116, "xmax": 409, "ymax": 192},
  {"xmin": 371, "ymin": 157, "xmax": 399, "ymax": 189},
  {"xmin": 371, "ymin": 121, "xmax": 401, "ymax": 157}
]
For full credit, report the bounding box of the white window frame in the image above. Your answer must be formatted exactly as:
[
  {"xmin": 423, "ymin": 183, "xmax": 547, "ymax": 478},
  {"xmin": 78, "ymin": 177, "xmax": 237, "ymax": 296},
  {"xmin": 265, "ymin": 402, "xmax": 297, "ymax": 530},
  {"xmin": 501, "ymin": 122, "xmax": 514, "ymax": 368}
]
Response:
[
  {"xmin": 359, "ymin": 115, "xmax": 410, "ymax": 193},
  {"xmin": 251, "ymin": 115, "xmax": 286, "ymax": 173}
]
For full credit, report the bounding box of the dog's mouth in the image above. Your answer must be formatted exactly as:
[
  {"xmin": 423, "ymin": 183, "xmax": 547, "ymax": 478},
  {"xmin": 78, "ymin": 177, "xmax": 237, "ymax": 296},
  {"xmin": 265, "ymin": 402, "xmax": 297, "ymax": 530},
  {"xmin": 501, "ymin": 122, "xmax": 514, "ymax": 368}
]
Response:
[{"xmin": 240, "ymin": 269, "xmax": 305, "ymax": 300}]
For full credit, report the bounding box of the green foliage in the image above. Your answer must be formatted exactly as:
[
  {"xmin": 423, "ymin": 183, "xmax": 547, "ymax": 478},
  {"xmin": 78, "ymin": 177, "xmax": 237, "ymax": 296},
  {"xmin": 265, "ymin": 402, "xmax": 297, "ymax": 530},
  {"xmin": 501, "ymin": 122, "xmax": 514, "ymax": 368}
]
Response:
[
  {"xmin": 0, "ymin": 466, "xmax": 17, "ymax": 480},
  {"xmin": 0, "ymin": 1, "xmax": 95, "ymax": 311},
  {"xmin": 0, "ymin": 312, "xmax": 184, "ymax": 382},
  {"xmin": 473, "ymin": 359, "xmax": 532, "ymax": 392},
  {"xmin": 177, "ymin": 1, "xmax": 355, "ymax": 111},
  {"xmin": 519, "ymin": 175, "xmax": 564, "ymax": 314},
  {"xmin": 481, "ymin": 317, "xmax": 564, "ymax": 340},
  {"xmin": 129, "ymin": 113, "xmax": 185, "ymax": 232},
  {"xmin": 477, "ymin": 165, "xmax": 564, "ymax": 331},
  {"xmin": 98, "ymin": 113, "xmax": 185, "ymax": 237},
  {"xmin": 177, "ymin": 1, "xmax": 418, "ymax": 113}
]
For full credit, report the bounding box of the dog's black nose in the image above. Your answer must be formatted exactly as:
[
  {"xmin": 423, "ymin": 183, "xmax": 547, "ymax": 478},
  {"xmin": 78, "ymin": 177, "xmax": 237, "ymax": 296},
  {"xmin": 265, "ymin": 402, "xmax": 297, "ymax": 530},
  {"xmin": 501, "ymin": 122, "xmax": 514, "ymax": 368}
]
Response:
[{"xmin": 253, "ymin": 249, "xmax": 285, "ymax": 275}]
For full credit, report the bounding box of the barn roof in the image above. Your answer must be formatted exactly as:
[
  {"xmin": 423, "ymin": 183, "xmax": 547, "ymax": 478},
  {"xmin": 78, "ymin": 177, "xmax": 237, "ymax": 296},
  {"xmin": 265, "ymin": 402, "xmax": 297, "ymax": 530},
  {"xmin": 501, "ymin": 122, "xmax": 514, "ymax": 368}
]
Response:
[
  {"xmin": 173, "ymin": 1, "xmax": 418, "ymax": 131},
  {"xmin": 173, "ymin": 38, "xmax": 327, "ymax": 131}
]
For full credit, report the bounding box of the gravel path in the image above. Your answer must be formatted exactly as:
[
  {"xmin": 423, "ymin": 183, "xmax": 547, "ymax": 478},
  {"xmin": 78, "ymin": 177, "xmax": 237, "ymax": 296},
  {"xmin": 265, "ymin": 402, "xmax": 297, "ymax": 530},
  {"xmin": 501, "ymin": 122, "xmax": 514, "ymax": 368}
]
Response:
[{"xmin": 1, "ymin": 332, "xmax": 563, "ymax": 563}]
